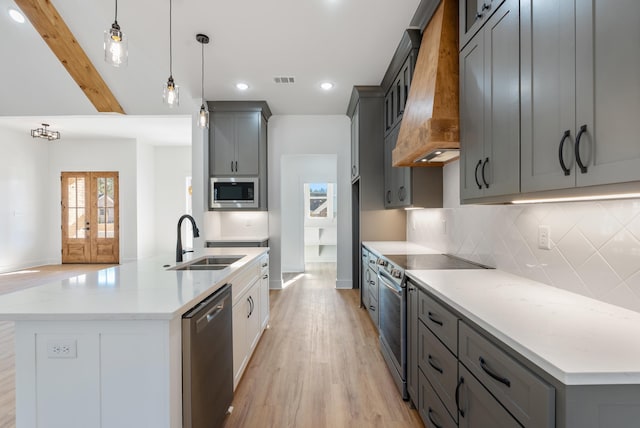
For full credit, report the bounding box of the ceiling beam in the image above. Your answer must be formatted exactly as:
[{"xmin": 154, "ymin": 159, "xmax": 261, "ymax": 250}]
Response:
[{"xmin": 15, "ymin": 0, "xmax": 125, "ymax": 114}]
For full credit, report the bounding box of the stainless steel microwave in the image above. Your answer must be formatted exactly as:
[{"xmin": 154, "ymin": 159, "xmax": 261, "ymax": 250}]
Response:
[{"xmin": 210, "ymin": 177, "xmax": 259, "ymax": 209}]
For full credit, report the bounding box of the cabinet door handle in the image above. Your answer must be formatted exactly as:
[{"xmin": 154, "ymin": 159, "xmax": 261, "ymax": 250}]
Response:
[
  {"xmin": 474, "ymin": 159, "xmax": 482, "ymax": 189},
  {"xmin": 575, "ymin": 124, "xmax": 588, "ymax": 173},
  {"xmin": 263, "ymin": 274, "xmax": 268, "ymax": 279},
  {"xmin": 369, "ymin": 280, "xmax": 375, "ymax": 285},
  {"xmin": 456, "ymin": 376, "xmax": 465, "ymax": 418},
  {"xmin": 481, "ymin": 157, "xmax": 490, "ymax": 188},
  {"xmin": 427, "ymin": 408, "xmax": 443, "ymax": 428},
  {"xmin": 386, "ymin": 190, "xmax": 392, "ymax": 204},
  {"xmin": 247, "ymin": 297, "xmax": 252, "ymax": 318},
  {"xmin": 428, "ymin": 355, "xmax": 443, "ymax": 374},
  {"xmin": 235, "ymin": 161, "xmax": 238, "ymax": 172},
  {"xmin": 558, "ymin": 130, "xmax": 572, "ymax": 176},
  {"xmin": 231, "ymin": 161, "xmax": 234, "ymax": 172},
  {"xmin": 427, "ymin": 311, "xmax": 443, "ymax": 326},
  {"xmin": 398, "ymin": 186, "xmax": 406, "ymax": 202},
  {"xmin": 479, "ymin": 356, "xmax": 511, "ymax": 387}
]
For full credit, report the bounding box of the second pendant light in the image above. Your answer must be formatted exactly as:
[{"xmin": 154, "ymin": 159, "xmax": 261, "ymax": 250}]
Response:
[{"xmin": 163, "ymin": 0, "xmax": 179, "ymax": 107}]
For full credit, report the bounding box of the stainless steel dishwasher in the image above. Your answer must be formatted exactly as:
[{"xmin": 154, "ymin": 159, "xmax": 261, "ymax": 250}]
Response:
[{"xmin": 182, "ymin": 283, "xmax": 233, "ymax": 428}]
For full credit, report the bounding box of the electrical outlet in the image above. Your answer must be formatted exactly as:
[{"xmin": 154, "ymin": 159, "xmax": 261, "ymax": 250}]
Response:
[
  {"xmin": 538, "ymin": 225, "xmax": 551, "ymax": 250},
  {"xmin": 47, "ymin": 339, "xmax": 77, "ymax": 359}
]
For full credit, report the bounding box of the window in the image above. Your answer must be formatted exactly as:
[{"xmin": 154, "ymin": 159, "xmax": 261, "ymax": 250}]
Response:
[{"xmin": 304, "ymin": 183, "xmax": 336, "ymax": 219}]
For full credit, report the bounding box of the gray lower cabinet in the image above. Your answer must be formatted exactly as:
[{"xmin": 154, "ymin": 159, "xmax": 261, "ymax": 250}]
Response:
[
  {"xmin": 457, "ymin": 365, "xmax": 521, "ymax": 428},
  {"xmin": 521, "ymin": 0, "xmax": 640, "ymax": 192},
  {"xmin": 361, "ymin": 249, "xmax": 369, "ymax": 309},
  {"xmin": 460, "ymin": 0, "xmax": 520, "ymax": 203},
  {"xmin": 366, "ymin": 264, "xmax": 379, "ymax": 328},
  {"xmin": 407, "ymin": 281, "xmax": 419, "ymax": 403},
  {"xmin": 419, "ymin": 369, "xmax": 457, "ymax": 428}
]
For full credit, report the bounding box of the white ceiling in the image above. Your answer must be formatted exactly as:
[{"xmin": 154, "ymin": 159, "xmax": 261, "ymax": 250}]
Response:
[{"xmin": 0, "ymin": 0, "xmax": 421, "ymax": 144}]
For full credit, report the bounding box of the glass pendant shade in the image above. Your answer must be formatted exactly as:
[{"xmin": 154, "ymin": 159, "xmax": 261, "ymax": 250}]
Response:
[
  {"xmin": 104, "ymin": 23, "xmax": 128, "ymax": 67},
  {"xmin": 198, "ymin": 104, "xmax": 209, "ymax": 128},
  {"xmin": 163, "ymin": 76, "xmax": 179, "ymax": 107}
]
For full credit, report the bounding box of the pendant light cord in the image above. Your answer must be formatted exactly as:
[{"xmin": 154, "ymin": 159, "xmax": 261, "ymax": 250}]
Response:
[
  {"xmin": 114, "ymin": 0, "xmax": 118, "ymax": 23},
  {"xmin": 169, "ymin": 0, "xmax": 173, "ymax": 77},
  {"xmin": 201, "ymin": 41, "xmax": 205, "ymax": 101}
]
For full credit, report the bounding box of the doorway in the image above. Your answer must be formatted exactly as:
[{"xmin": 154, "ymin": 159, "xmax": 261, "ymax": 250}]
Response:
[
  {"xmin": 61, "ymin": 172, "xmax": 120, "ymax": 264},
  {"xmin": 303, "ymin": 182, "xmax": 337, "ymax": 263}
]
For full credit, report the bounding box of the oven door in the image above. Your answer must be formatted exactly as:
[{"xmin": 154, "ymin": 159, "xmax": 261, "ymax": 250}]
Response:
[{"xmin": 378, "ymin": 270, "xmax": 407, "ymax": 399}]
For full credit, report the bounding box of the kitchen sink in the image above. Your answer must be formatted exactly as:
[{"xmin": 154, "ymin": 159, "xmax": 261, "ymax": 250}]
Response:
[{"xmin": 171, "ymin": 255, "xmax": 244, "ymax": 271}]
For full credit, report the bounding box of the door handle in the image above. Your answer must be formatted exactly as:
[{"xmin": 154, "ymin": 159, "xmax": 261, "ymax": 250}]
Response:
[
  {"xmin": 575, "ymin": 124, "xmax": 588, "ymax": 173},
  {"xmin": 558, "ymin": 130, "xmax": 572, "ymax": 176},
  {"xmin": 479, "ymin": 356, "xmax": 511, "ymax": 387},
  {"xmin": 235, "ymin": 161, "xmax": 238, "ymax": 172},
  {"xmin": 481, "ymin": 157, "xmax": 490, "ymax": 188},
  {"xmin": 456, "ymin": 376, "xmax": 465, "ymax": 417},
  {"xmin": 474, "ymin": 159, "xmax": 482, "ymax": 189},
  {"xmin": 231, "ymin": 161, "xmax": 234, "ymax": 172}
]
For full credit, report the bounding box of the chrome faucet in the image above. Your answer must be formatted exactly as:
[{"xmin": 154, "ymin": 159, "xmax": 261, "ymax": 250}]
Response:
[{"xmin": 176, "ymin": 214, "xmax": 200, "ymax": 263}]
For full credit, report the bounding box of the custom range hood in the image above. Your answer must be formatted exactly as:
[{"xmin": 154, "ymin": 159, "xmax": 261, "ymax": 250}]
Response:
[{"xmin": 393, "ymin": 0, "xmax": 459, "ymax": 167}]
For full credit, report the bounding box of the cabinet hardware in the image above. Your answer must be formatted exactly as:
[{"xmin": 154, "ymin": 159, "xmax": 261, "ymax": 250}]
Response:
[
  {"xmin": 230, "ymin": 161, "xmax": 234, "ymax": 172},
  {"xmin": 479, "ymin": 356, "xmax": 511, "ymax": 387},
  {"xmin": 235, "ymin": 161, "xmax": 238, "ymax": 172},
  {"xmin": 474, "ymin": 159, "xmax": 482, "ymax": 189},
  {"xmin": 558, "ymin": 130, "xmax": 572, "ymax": 176},
  {"xmin": 261, "ymin": 263, "xmax": 268, "ymax": 268},
  {"xmin": 428, "ymin": 355, "xmax": 443, "ymax": 374},
  {"xmin": 369, "ymin": 280, "xmax": 375, "ymax": 285},
  {"xmin": 456, "ymin": 376, "xmax": 465, "ymax": 417},
  {"xmin": 481, "ymin": 157, "xmax": 490, "ymax": 188},
  {"xmin": 575, "ymin": 124, "xmax": 588, "ymax": 173},
  {"xmin": 262, "ymin": 274, "xmax": 268, "ymax": 279},
  {"xmin": 427, "ymin": 408, "xmax": 443, "ymax": 428},
  {"xmin": 475, "ymin": 12, "xmax": 484, "ymax": 21},
  {"xmin": 386, "ymin": 190, "xmax": 392, "ymax": 204},
  {"xmin": 428, "ymin": 311, "xmax": 444, "ymax": 326},
  {"xmin": 481, "ymin": 2, "xmax": 491, "ymax": 11},
  {"xmin": 369, "ymin": 305, "xmax": 376, "ymax": 311},
  {"xmin": 399, "ymin": 186, "xmax": 406, "ymax": 201}
]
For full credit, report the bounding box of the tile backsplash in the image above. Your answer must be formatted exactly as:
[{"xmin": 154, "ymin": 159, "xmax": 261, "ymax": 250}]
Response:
[{"xmin": 408, "ymin": 161, "xmax": 640, "ymax": 313}]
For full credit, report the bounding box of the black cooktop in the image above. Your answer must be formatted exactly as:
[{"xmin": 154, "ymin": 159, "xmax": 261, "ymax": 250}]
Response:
[{"xmin": 383, "ymin": 254, "xmax": 488, "ymax": 270}]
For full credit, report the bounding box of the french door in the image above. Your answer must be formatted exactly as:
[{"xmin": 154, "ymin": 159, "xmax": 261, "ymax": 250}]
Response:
[{"xmin": 61, "ymin": 172, "xmax": 120, "ymax": 264}]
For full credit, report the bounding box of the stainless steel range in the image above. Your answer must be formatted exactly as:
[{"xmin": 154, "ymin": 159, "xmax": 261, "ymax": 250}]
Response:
[{"xmin": 376, "ymin": 253, "xmax": 488, "ymax": 400}]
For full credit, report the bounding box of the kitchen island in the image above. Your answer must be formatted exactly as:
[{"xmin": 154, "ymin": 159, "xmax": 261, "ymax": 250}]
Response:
[{"xmin": 0, "ymin": 247, "xmax": 269, "ymax": 428}]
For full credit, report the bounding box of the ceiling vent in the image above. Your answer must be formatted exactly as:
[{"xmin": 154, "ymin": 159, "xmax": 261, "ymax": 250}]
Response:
[{"xmin": 274, "ymin": 76, "xmax": 295, "ymax": 84}]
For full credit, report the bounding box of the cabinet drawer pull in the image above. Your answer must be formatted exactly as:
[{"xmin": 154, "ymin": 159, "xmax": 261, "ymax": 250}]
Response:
[
  {"xmin": 575, "ymin": 124, "xmax": 588, "ymax": 173},
  {"xmin": 481, "ymin": 157, "xmax": 490, "ymax": 188},
  {"xmin": 479, "ymin": 356, "xmax": 511, "ymax": 387},
  {"xmin": 456, "ymin": 376, "xmax": 465, "ymax": 418},
  {"xmin": 262, "ymin": 274, "xmax": 268, "ymax": 279},
  {"xmin": 474, "ymin": 159, "xmax": 482, "ymax": 189},
  {"xmin": 369, "ymin": 305, "xmax": 376, "ymax": 311},
  {"xmin": 558, "ymin": 130, "xmax": 572, "ymax": 176},
  {"xmin": 427, "ymin": 408, "xmax": 443, "ymax": 428},
  {"xmin": 369, "ymin": 280, "xmax": 375, "ymax": 285},
  {"xmin": 386, "ymin": 190, "xmax": 392, "ymax": 204},
  {"xmin": 428, "ymin": 355, "xmax": 443, "ymax": 374},
  {"xmin": 427, "ymin": 311, "xmax": 443, "ymax": 326},
  {"xmin": 481, "ymin": 2, "xmax": 491, "ymax": 11},
  {"xmin": 475, "ymin": 12, "xmax": 484, "ymax": 21}
]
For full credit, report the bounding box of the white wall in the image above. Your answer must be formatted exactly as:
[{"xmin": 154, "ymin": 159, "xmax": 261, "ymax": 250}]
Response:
[
  {"xmin": 0, "ymin": 128, "xmax": 50, "ymax": 272},
  {"xmin": 204, "ymin": 211, "xmax": 269, "ymax": 241},
  {"xmin": 154, "ymin": 146, "xmax": 192, "ymax": 255},
  {"xmin": 47, "ymin": 138, "xmax": 139, "ymax": 263},
  {"xmin": 268, "ymin": 115, "xmax": 351, "ymax": 289},
  {"xmin": 281, "ymin": 155, "xmax": 337, "ymax": 271},
  {"xmin": 136, "ymin": 141, "xmax": 156, "ymax": 259},
  {"xmin": 408, "ymin": 160, "xmax": 640, "ymax": 313}
]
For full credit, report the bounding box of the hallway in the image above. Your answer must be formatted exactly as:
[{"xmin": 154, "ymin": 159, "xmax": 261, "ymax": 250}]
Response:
[{"xmin": 223, "ymin": 263, "xmax": 422, "ymax": 427}]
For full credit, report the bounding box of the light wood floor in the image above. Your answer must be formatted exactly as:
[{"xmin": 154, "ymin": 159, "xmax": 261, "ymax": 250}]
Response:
[
  {"xmin": 223, "ymin": 263, "xmax": 422, "ymax": 427},
  {"xmin": 0, "ymin": 264, "xmax": 112, "ymax": 428}
]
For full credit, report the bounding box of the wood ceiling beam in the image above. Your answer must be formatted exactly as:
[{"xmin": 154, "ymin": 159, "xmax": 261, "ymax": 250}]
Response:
[{"xmin": 15, "ymin": 0, "xmax": 125, "ymax": 114}]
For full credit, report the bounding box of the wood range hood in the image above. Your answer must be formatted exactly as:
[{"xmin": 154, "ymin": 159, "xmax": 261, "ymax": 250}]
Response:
[{"xmin": 393, "ymin": 0, "xmax": 458, "ymax": 167}]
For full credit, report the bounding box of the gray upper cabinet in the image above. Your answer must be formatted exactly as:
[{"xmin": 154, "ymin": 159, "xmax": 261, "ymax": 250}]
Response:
[
  {"xmin": 460, "ymin": 0, "xmax": 520, "ymax": 202},
  {"xmin": 459, "ymin": 0, "xmax": 506, "ymax": 49},
  {"xmin": 210, "ymin": 111, "xmax": 261, "ymax": 176},
  {"xmin": 351, "ymin": 107, "xmax": 360, "ymax": 181},
  {"xmin": 521, "ymin": 0, "xmax": 640, "ymax": 193}
]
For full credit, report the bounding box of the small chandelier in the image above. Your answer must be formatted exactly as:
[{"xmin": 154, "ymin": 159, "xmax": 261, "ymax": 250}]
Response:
[
  {"xmin": 163, "ymin": 0, "xmax": 179, "ymax": 107},
  {"xmin": 31, "ymin": 124, "xmax": 60, "ymax": 141},
  {"xmin": 196, "ymin": 33, "xmax": 210, "ymax": 128},
  {"xmin": 104, "ymin": 0, "xmax": 128, "ymax": 67}
]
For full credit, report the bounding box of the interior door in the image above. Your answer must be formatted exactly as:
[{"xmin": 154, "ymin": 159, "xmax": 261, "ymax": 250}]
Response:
[{"xmin": 61, "ymin": 172, "xmax": 119, "ymax": 264}]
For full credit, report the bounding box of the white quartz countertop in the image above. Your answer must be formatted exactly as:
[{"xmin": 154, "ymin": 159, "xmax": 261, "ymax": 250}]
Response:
[
  {"xmin": 362, "ymin": 241, "xmax": 440, "ymax": 257},
  {"xmin": 0, "ymin": 247, "xmax": 268, "ymax": 321},
  {"xmin": 407, "ymin": 269, "xmax": 640, "ymax": 386}
]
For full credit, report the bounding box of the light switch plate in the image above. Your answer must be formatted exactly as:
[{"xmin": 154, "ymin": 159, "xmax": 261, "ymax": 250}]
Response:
[{"xmin": 538, "ymin": 225, "xmax": 551, "ymax": 250}]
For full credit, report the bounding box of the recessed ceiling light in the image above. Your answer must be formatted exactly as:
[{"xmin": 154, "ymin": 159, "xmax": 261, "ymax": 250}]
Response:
[
  {"xmin": 236, "ymin": 82, "xmax": 249, "ymax": 91},
  {"xmin": 320, "ymin": 82, "xmax": 334, "ymax": 91},
  {"xmin": 9, "ymin": 8, "xmax": 25, "ymax": 24}
]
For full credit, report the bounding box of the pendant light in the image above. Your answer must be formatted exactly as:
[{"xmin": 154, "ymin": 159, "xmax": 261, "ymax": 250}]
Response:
[
  {"xmin": 104, "ymin": 0, "xmax": 128, "ymax": 67},
  {"xmin": 163, "ymin": 0, "xmax": 179, "ymax": 107},
  {"xmin": 196, "ymin": 34, "xmax": 210, "ymax": 128}
]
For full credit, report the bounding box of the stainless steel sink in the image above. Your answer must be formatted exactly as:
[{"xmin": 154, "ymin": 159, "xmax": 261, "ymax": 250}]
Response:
[{"xmin": 171, "ymin": 255, "xmax": 244, "ymax": 271}]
